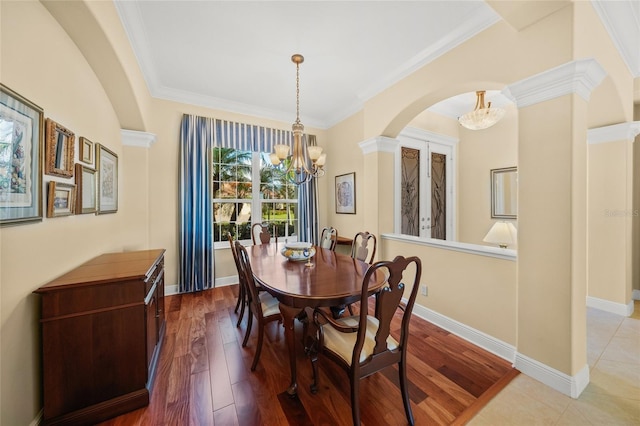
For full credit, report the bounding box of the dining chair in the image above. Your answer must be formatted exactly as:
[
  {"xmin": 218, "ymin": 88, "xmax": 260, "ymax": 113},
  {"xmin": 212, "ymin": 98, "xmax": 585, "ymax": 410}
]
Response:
[
  {"xmin": 308, "ymin": 255, "xmax": 422, "ymax": 426},
  {"xmin": 235, "ymin": 241, "xmax": 282, "ymax": 371},
  {"xmin": 252, "ymin": 223, "xmax": 275, "ymax": 245},
  {"xmin": 350, "ymin": 231, "xmax": 377, "ymax": 264},
  {"xmin": 319, "ymin": 226, "xmax": 338, "ymax": 250}
]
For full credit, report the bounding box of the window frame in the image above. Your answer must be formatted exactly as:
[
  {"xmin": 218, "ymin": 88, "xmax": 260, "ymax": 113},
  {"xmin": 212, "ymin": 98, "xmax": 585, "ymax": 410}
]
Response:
[{"xmin": 213, "ymin": 150, "xmax": 298, "ymax": 249}]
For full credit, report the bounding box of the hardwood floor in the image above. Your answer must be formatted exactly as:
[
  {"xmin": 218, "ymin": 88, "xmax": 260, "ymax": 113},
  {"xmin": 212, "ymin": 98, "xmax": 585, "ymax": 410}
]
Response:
[{"xmin": 98, "ymin": 286, "xmax": 517, "ymax": 426}]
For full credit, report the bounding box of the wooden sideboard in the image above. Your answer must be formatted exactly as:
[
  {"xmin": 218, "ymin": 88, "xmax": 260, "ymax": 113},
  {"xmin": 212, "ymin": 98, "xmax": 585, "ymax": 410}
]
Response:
[{"xmin": 34, "ymin": 249, "xmax": 166, "ymax": 426}]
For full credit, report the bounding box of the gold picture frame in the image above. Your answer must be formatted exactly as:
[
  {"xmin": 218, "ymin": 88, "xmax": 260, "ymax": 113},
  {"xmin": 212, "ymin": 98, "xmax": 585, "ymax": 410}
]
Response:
[
  {"xmin": 75, "ymin": 163, "xmax": 97, "ymax": 214},
  {"xmin": 45, "ymin": 118, "xmax": 75, "ymax": 178},
  {"xmin": 79, "ymin": 136, "xmax": 94, "ymax": 165},
  {"xmin": 47, "ymin": 181, "xmax": 75, "ymax": 217}
]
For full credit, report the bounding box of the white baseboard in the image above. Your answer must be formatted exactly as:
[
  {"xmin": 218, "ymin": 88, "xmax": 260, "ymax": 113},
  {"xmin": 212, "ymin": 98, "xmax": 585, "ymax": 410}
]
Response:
[
  {"xmin": 633, "ymin": 289, "xmax": 640, "ymax": 301},
  {"xmin": 514, "ymin": 353, "xmax": 590, "ymax": 398},
  {"xmin": 587, "ymin": 296, "xmax": 634, "ymax": 317},
  {"xmin": 164, "ymin": 275, "xmax": 238, "ymax": 296},
  {"xmin": 215, "ymin": 275, "xmax": 238, "ymax": 287},
  {"xmin": 410, "ymin": 302, "xmax": 517, "ymax": 363},
  {"xmin": 411, "ymin": 301, "xmax": 590, "ymax": 399}
]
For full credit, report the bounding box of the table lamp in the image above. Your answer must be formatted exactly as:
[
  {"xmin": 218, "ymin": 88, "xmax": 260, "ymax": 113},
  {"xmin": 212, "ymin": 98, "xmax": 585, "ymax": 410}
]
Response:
[{"xmin": 483, "ymin": 221, "xmax": 517, "ymax": 248}]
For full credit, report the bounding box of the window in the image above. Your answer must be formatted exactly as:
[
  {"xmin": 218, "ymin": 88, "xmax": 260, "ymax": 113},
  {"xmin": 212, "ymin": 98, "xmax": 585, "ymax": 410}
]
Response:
[{"xmin": 212, "ymin": 147, "xmax": 297, "ymax": 247}]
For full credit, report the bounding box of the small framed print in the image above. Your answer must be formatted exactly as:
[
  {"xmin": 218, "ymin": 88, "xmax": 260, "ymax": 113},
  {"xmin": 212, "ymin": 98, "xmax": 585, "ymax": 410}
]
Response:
[
  {"xmin": 79, "ymin": 137, "xmax": 94, "ymax": 165},
  {"xmin": 75, "ymin": 163, "xmax": 96, "ymax": 214},
  {"xmin": 47, "ymin": 181, "xmax": 75, "ymax": 217},
  {"xmin": 335, "ymin": 172, "xmax": 356, "ymax": 214},
  {"xmin": 45, "ymin": 118, "xmax": 75, "ymax": 178},
  {"xmin": 96, "ymin": 143, "xmax": 118, "ymax": 214}
]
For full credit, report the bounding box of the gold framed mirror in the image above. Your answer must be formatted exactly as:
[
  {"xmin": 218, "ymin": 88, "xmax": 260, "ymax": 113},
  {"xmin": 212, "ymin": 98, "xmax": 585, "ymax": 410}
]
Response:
[{"xmin": 45, "ymin": 118, "xmax": 75, "ymax": 178}]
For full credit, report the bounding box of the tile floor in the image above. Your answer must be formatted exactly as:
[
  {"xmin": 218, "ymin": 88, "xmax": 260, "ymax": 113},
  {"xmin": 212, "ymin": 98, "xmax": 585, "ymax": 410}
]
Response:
[{"xmin": 469, "ymin": 301, "xmax": 640, "ymax": 425}]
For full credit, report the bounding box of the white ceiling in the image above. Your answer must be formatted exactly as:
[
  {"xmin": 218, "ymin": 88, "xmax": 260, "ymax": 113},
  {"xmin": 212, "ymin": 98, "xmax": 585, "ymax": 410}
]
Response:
[{"xmin": 115, "ymin": 1, "xmax": 639, "ymax": 130}]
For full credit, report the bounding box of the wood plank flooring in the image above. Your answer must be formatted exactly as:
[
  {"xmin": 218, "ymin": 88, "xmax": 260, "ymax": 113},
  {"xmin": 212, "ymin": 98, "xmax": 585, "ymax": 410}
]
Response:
[{"xmin": 98, "ymin": 286, "xmax": 517, "ymax": 426}]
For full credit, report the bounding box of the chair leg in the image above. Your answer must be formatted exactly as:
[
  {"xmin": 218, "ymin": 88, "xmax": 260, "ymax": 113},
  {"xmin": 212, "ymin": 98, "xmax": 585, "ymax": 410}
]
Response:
[
  {"xmin": 309, "ymin": 349, "xmax": 319, "ymax": 394},
  {"xmin": 236, "ymin": 287, "xmax": 246, "ymax": 328},
  {"xmin": 350, "ymin": 373, "xmax": 361, "ymax": 426},
  {"xmin": 399, "ymin": 359, "xmax": 414, "ymax": 426},
  {"xmin": 251, "ymin": 319, "xmax": 264, "ymax": 371},
  {"xmin": 243, "ymin": 312, "xmax": 253, "ymax": 347},
  {"xmin": 234, "ymin": 283, "xmax": 243, "ymax": 313}
]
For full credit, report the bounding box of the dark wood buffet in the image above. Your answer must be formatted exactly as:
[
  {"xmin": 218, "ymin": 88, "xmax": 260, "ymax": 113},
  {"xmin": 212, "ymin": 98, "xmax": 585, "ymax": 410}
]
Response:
[{"xmin": 34, "ymin": 249, "xmax": 166, "ymax": 426}]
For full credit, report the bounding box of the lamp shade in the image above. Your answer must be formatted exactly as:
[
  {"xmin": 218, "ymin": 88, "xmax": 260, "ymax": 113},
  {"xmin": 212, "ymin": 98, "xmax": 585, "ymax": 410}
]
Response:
[{"xmin": 483, "ymin": 221, "xmax": 517, "ymax": 248}]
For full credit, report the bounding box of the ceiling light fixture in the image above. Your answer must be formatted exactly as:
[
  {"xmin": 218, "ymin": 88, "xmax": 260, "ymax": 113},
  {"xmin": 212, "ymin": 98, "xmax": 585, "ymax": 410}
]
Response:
[
  {"xmin": 270, "ymin": 54, "xmax": 326, "ymax": 185},
  {"xmin": 458, "ymin": 90, "xmax": 505, "ymax": 130}
]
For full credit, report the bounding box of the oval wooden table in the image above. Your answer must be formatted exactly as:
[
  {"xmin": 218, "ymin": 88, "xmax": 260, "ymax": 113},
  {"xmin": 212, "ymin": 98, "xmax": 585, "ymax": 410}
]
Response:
[{"xmin": 248, "ymin": 243, "xmax": 387, "ymax": 396}]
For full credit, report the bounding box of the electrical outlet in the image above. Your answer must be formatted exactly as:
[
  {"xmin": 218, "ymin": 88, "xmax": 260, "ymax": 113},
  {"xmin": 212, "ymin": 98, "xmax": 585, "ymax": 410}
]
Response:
[{"xmin": 421, "ymin": 285, "xmax": 428, "ymax": 296}]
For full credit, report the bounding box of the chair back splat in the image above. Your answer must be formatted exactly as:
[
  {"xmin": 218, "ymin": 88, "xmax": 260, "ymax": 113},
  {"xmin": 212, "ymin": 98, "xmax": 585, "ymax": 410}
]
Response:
[
  {"xmin": 309, "ymin": 255, "xmax": 422, "ymax": 426},
  {"xmin": 252, "ymin": 223, "xmax": 275, "ymax": 245},
  {"xmin": 319, "ymin": 226, "xmax": 338, "ymax": 251},
  {"xmin": 350, "ymin": 231, "xmax": 377, "ymax": 264}
]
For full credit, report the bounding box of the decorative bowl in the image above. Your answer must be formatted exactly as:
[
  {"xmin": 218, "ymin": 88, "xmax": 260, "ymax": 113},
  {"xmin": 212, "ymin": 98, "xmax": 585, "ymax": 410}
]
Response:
[{"xmin": 280, "ymin": 242, "xmax": 316, "ymax": 261}]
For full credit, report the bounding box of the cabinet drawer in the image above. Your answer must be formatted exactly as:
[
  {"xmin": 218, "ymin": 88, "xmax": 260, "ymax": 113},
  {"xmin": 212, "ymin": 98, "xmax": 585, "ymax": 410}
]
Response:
[{"xmin": 144, "ymin": 257, "xmax": 164, "ymax": 295}]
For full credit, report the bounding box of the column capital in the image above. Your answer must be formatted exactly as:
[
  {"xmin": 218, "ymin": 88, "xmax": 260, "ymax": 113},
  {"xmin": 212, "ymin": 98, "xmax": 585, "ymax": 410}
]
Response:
[
  {"xmin": 358, "ymin": 136, "xmax": 397, "ymax": 155},
  {"xmin": 588, "ymin": 121, "xmax": 640, "ymax": 144},
  {"xmin": 121, "ymin": 129, "xmax": 157, "ymax": 148},
  {"xmin": 503, "ymin": 58, "xmax": 607, "ymax": 108}
]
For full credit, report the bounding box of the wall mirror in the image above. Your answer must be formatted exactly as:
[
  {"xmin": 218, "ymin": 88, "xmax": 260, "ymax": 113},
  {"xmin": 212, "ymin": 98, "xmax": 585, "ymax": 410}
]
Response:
[
  {"xmin": 491, "ymin": 167, "xmax": 517, "ymax": 219},
  {"xmin": 45, "ymin": 118, "xmax": 75, "ymax": 178}
]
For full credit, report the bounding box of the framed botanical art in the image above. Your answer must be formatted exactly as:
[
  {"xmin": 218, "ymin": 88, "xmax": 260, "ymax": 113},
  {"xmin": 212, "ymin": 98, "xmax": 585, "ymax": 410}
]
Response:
[
  {"xmin": 45, "ymin": 118, "xmax": 75, "ymax": 178},
  {"xmin": 96, "ymin": 143, "xmax": 118, "ymax": 214},
  {"xmin": 75, "ymin": 163, "xmax": 97, "ymax": 214},
  {"xmin": 79, "ymin": 137, "xmax": 94, "ymax": 165},
  {"xmin": 335, "ymin": 172, "xmax": 356, "ymax": 214},
  {"xmin": 0, "ymin": 84, "xmax": 44, "ymax": 226},
  {"xmin": 47, "ymin": 181, "xmax": 75, "ymax": 217}
]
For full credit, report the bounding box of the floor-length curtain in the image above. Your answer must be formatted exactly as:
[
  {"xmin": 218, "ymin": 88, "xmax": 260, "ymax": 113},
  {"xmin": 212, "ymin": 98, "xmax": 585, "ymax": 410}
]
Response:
[
  {"xmin": 297, "ymin": 135, "xmax": 320, "ymax": 243},
  {"xmin": 179, "ymin": 114, "xmax": 214, "ymax": 292}
]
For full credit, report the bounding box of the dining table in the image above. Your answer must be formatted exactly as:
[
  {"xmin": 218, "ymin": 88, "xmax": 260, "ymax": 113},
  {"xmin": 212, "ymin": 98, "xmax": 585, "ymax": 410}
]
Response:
[{"xmin": 248, "ymin": 242, "xmax": 387, "ymax": 396}]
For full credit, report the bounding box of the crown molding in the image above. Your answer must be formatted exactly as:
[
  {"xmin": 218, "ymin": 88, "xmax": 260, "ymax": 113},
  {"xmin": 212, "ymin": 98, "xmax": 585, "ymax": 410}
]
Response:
[
  {"xmin": 502, "ymin": 58, "xmax": 607, "ymax": 108},
  {"xmin": 121, "ymin": 129, "xmax": 157, "ymax": 148},
  {"xmin": 591, "ymin": 0, "xmax": 640, "ymax": 78},
  {"xmin": 358, "ymin": 136, "xmax": 398, "ymax": 155},
  {"xmin": 587, "ymin": 121, "xmax": 640, "ymax": 144},
  {"xmin": 400, "ymin": 127, "xmax": 459, "ymax": 146},
  {"xmin": 357, "ymin": 7, "xmax": 501, "ymax": 102}
]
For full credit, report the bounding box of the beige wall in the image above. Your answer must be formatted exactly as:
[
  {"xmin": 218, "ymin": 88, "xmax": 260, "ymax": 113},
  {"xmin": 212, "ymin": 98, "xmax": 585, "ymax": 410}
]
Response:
[
  {"xmin": 0, "ymin": 2, "xmax": 146, "ymax": 424},
  {"xmin": 458, "ymin": 105, "xmax": 518, "ymax": 245},
  {"xmin": 383, "ymin": 239, "xmax": 517, "ymax": 345},
  {"xmin": 588, "ymin": 141, "xmax": 633, "ymax": 304}
]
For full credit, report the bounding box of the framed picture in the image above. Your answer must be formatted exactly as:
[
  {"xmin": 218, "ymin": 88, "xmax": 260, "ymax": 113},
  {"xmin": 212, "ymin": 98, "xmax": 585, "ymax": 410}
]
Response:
[
  {"xmin": 335, "ymin": 172, "xmax": 356, "ymax": 214},
  {"xmin": 0, "ymin": 84, "xmax": 44, "ymax": 226},
  {"xmin": 45, "ymin": 118, "xmax": 75, "ymax": 178},
  {"xmin": 75, "ymin": 163, "xmax": 97, "ymax": 214},
  {"xmin": 96, "ymin": 143, "xmax": 118, "ymax": 214},
  {"xmin": 47, "ymin": 181, "xmax": 75, "ymax": 217},
  {"xmin": 79, "ymin": 137, "xmax": 94, "ymax": 165}
]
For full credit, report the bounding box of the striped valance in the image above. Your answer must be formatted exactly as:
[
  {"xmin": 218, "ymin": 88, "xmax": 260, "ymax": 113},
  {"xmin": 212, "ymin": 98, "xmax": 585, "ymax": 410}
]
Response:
[{"xmin": 183, "ymin": 114, "xmax": 316, "ymax": 153}]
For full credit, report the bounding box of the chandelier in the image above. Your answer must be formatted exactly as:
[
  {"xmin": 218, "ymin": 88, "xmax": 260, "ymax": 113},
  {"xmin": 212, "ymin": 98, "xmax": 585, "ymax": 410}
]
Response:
[
  {"xmin": 458, "ymin": 90, "xmax": 505, "ymax": 130},
  {"xmin": 270, "ymin": 54, "xmax": 326, "ymax": 185}
]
